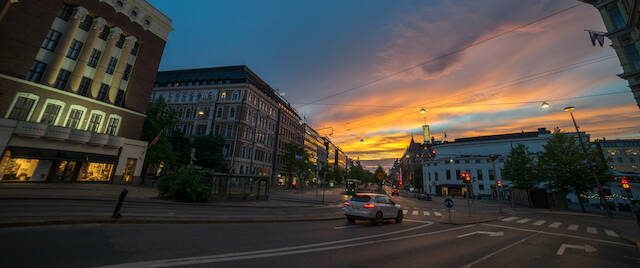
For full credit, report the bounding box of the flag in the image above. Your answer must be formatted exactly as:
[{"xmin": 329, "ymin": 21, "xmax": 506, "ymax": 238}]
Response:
[
  {"xmin": 150, "ymin": 129, "xmax": 163, "ymax": 146},
  {"xmin": 586, "ymin": 30, "xmax": 606, "ymax": 47}
]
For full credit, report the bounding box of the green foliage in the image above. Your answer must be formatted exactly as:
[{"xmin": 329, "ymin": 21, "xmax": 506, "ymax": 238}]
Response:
[
  {"xmin": 348, "ymin": 163, "xmax": 369, "ymax": 182},
  {"xmin": 157, "ymin": 165, "xmax": 210, "ymax": 202},
  {"xmin": 142, "ymin": 98, "xmax": 180, "ymax": 167},
  {"xmin": 502, "ymin": 144, "xmax": 539, "ymax": 190},
  {"xmin": 333, "ymin": 167, "xmax": 345, "ymax": 184},
  {"xmin": 191, "ymin": 134, "xmax": 225, "ymax": 170},
  {"xmin": 412, "ymin": 166, "xmax": 423, "ymax": 190},
  {"xmin": 283, "ymin": 142, "xmax": 312, "ymax": 177},
  {"xmin": 170, "ymin": 130, "xmax": 192, "ymax": 166}
]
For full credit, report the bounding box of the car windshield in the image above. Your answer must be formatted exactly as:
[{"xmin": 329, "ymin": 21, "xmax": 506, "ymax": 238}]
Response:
[{"xmin": 350, "ymin": 195, "xmax": 371, "ymax": 202}]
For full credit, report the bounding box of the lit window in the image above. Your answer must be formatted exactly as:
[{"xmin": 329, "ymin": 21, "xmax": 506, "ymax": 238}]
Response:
[
  {"xmin": 221, "ymin": 91, "xmax": 226, "ymax": 99},
  {"xmin": 25, "ymin": 61, "xmax": 47, "ymax": 83},
  {"xmin": 41, "ymin": 29, "xmax": 62, "ymax": 51},
  {"xmin": 106, "ymin": 57, "xmax": 118, "ymax": 74},
  {"xmin": 66, "ymin": 39, "xmax": 83, "ymax": 60},
  {"xmin": 88, "ymin": 49, "xmax": 101, "ymax": 68}
]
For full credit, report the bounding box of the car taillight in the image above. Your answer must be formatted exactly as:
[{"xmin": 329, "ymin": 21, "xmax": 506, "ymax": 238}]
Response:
[
  {"xmin": 344, "ymin": 202, "xmax": 350, "ymax": 206},
  {"xmin": 363, "ymin": 203, "xmax": 375, "ymax": 208}
]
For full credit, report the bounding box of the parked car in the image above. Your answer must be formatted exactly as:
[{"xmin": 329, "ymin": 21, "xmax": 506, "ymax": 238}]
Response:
[
  {"xmin": 416, "ymin": 193, "xmax": 432, "ymax": 201},
  {"xmin": 344, "ymin": 193, "xmax": 403, "ymax": 225},
  {"xmin": 391, "ymin": 189, "xmax": 400, "ymax": 196}
]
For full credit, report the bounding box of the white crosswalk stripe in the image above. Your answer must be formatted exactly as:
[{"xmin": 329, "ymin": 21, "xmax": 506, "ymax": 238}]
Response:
[
  {"xmin": 501, "ymin": 217, "xmax": 518, "ymax": 222},
  {"xmin": 548, "ymin": 222, "xmax": 562, "ymax": 228},
  {"xmin": 516, "ymin": 218, "xmax": 531, "ymax": 224},
  {"xmin": 567, "ymin": 224, "xmax": 579, "ymax": 231},
  {"xmin": 434, "ymin": 211, "xmax": 442, "ymax": 217},
  {"xmin": 532, "ymin": 220, "xmax": 546, "ymax": 226},
  {"xmin": 412, "ymin": 210, "xmax": 419, "ymax": 216},
  {"xmin": 586, "ymin": 227, "xmax": 597, "ymax": 234},
  {"xmin": 402, "ymin": 210, "xmax": 408, "ymax": 215},
  {"xmin": 604, "ymin": 229, "xmax": 619, "ymax": 237},
  {"xmin": 423, "ymin": 211, "xmax": 430, "ymax": 216}
]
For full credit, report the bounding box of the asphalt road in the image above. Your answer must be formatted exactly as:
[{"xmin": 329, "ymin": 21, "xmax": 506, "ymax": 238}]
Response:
[{"xmin": 1, "ymin": 192, "xmax": 638, "ymax": 267}]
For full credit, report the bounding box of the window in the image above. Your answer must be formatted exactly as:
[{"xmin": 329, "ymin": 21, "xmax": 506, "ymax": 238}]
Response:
[
  {"xmin": 57, "ymin": 3, "xmax": 74, "ymax": 21},
  {"xmin": 216, "ymin": 107, "xmax": 223, "ymax": 118},
  {"xmin": 39, "ymin": 102, "xmax": 63, "ymax": 125},
  {"xmin": 41, "ymin": 29, "xmax": 62, "ymax": 51},
  {"xmin": 79, "ymin": 15, "xmax": 93, "ymax": 31},
  {"xmin": 122, "ymin": 64, "xmax": 133, "ymax": 81},
  {"xmin": 229, "ymin": 107, "xmax": 235, "ymax": 119},
  {"xmin": 131, "ymin": 42, "xmax": 139, "ymax": 56},
  {"xmin": 477, "ymin": 169, "xmax": 483, "ymax": 180},
  {"xmin": 52, "ymin": 69, "xmax": 71, "ymax": 90},
  {"xmin": 87, "ymin": 49, "xmax": 101, "ymax": 68},
  {"xmin": 214, "ymin": 125, "xmax": 220, "ymax": 136},
  {"xmin": 99, "ymin": 26, "xmax": 110, "ymax": 40},
  {"xmin": 624, "ymin": 45, "xmax": 640, "ymax": 71},
  {"xmin": 7, "ymin": 95, "xmax": 38, "ymax": 121},
  {"xmin": 64, "ymin": 106, "xmax": 85, "ymax": 129},
  {"xmin": 609, "ymin": 7, "xmax": 626, "ymax": 29},
  {"xmin": 114, "ymin": 90, "xmax": 125, "ymax": 107},
  {"xmin": 97, "ymin": 84, "xmax": 110, "ymax": 102},
  {"xmin": 434, "ymin": 172, "xmax": 439, "ymax": 181},
  {"xmin": 455, "ymin": 170, "xmax": 461, "ymax": 180},
  {"xmin": 86, "ymin": 111, "xmax": 104, "ymax": 132},
  {"xmin": 66, "ymin": 39, "xmax": 83, "ymax": 60},
  {"xmin": 232, "ymin": 91, "xmax": 239, "ymax": 100},
  {"xmin": 189, "ymin": 93, "xmax": 194, "ymax": 101},
  {"xmin": 446, "ymin": 170, "xmax": 451, "ymax": 180},
  {"xmin": 220, "ymin": 91, "xmax": 226, "ymax": 99},
  {"xmin": 78, "ymin": 77, "xmax": 92, "ymax": 97},
  {"xmin": 25, "ymin": 61, "xmax": 47, "ymax": 82},
  {"xmin": 105, "ymin": 115, "xmax": 121, "ymax": 135},
  {"xmin": 106, "ymin": 57, "xmax": 118, "ymax": 74},
  {"xmin": 489, "ymin": 169, "xmax": 496, "ymax": 180},
  {"xmin": 197, "ymin": 125, "xmax": 207, "ymax": 136},
  {"xmin": 115, "ymin": 34, "xmax": 125, "ymax": 48},
  {"xmin": 479, "ymin": 184, "xmax": 485, "ymax": 191},
  {"xmin": 226, "ymin": 126, "xmax": 232, "ymax": 136}
]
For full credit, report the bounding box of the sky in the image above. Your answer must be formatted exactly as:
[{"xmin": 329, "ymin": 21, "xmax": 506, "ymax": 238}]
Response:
[{"xmin": 149, "ymin": 0, "xmax": 640, "ymax": 171}]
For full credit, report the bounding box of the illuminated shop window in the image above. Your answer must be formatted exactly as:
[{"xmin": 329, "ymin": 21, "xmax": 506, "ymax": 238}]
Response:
[
  {"xmin": 0, "ymin": 152, "xmax": 39, "ymax": 181},
  {"xmin": 76, "ymin": 162, "xmax": 114, "ymax": 182}
]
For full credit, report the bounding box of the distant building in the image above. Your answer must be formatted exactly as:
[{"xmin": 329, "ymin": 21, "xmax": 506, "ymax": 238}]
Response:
[
  {"xmin": 398, "ymin": 137, "xmax": 432, "ymax": 188},
  {"xmin": 579, "ymin": 1, "xmax": 640, "ymax": 108},
  {"xmin": 153, "ymin": 66, "xmax": 299, "ymax": 177},
  {"xmin": 0, "ymin": 0, "xmax": 172, "ymax": 184},
  {"xmin": 595, "ymin": 138, "xmax": 640, "ymax": 206},
  {"xmin": 272, "ymin": 93, "xmax": 305, "ymax": 182}
]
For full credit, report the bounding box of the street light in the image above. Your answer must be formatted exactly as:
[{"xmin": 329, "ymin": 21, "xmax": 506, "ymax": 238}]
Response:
[
  {"xmin": 563, "ymin": 106, "xmax": 612, "ymax": 217},
  {"xmin": 360, "ymin": 138, "xmax": 364, "ymax": 143},
  {"xmin": 420, "ymin": 107, "xmax": 426, "ymax": 114},
  {"xmin": 541, "ymin": 102, "xmax": 550, "ymax": 109},
  {"xmin": 198, "ymin": 111, "xmax": 205, "ymax": 116}
]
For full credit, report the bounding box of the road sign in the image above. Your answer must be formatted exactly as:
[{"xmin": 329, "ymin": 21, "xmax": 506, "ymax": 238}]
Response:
[{"xmin": 444, "ymin": 198, "xmax": 454, "ymax": 208}]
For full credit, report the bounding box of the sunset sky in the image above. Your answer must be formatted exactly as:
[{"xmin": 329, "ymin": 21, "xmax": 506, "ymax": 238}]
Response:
[{"xmin": 150, "ymin": 0, "xmax": 640, "ymax": 171}]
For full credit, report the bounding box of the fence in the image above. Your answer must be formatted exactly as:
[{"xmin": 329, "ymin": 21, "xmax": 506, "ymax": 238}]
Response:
[{"xmin": 204, "ymin": 173, "xmax": 270, "ymax": 201}]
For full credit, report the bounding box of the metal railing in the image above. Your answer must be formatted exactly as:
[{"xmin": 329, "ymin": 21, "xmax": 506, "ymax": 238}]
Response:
[{"xmin": 204, "ymin": 173, "xmax": 270, "ymax": 201}]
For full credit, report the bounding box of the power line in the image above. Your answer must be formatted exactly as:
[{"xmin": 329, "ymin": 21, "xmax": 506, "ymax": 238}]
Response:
[{"xmin": 297, "ymin": 3, "xmax": 583, "ymax": 108}]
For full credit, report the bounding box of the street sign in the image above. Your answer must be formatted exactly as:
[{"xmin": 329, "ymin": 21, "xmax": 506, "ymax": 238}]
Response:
[{"xmin": 444, "ymin": 198, "xmax": 454, "ymax": 208}]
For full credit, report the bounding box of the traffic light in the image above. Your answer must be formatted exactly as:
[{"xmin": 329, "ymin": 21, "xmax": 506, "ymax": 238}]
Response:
[
  {"xmin": 621, "ymin": 179, "xmax": 631, "ymax": 190},
  {"xmin": 497, "ymin": 180, "xmax": 502, "ymax": 187},
  {"xmin": 462, "ymin": 173, "xmax": 471, "ymax": 183},
  {"xmin": 432, "ymin": 150, "xmax": 436, "ymax": 157}
]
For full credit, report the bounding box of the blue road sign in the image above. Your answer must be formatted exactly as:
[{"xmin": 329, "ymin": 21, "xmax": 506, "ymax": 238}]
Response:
[{"xmin": 444, "ymin": 198, "xmax": 454, "ymax": 208}]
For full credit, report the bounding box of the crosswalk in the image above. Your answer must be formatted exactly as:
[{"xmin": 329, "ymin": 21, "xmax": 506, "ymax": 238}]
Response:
[
  {"xmin": 402, "ymin": 208, "xmax": 445, "ymax": 218},
  {"xmin": 500, "ymin": 216, "xmax": 619, "ymax": 238}
]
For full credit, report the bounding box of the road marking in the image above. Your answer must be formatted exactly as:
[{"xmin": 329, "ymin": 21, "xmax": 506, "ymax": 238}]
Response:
[
  {"xmin": 100, "ymin": 223, "xmax": 471, "ymax": 267},
  {"xmin": 404, "ymin": 219, "xmax": 433, "ymax": 223},
  {"xmin": 567, "ymin": 224, "xmax": 579, "ymax": 231},
  {"xmin": 604, "ymin": 229, "xmax": 619, "ymax": 238},
  {"xmin": 434, "ymin": 211, "xmax": 442, "ymax": 216},
  {"xmin": 402, "ymin": 209, "xmax": 408, "ymax": 215},
  {"xmin": 461, "ymin": 233, "xmax": 539, "ymax": 268},
  {"xmin": 556, "ymin": 243, "xmax": 596, "ymax": 255},
  {"xmin": 586, "ymin": 227, "xmax": 597, "ymax": 234},
  {"xmin": 532, "ymin": 220, "xmax": 546, "ymax": 226},
  {"xmin": 548, "ymin": 222, "xmax": 562, "ymax": 228},
  {"xmin": 501, "ymin": 217, "xmax": 518, "ymax": 222},
  {"xmin": 423, "ymin": 211, "xmax": 430, "ymax": 216},
  {"xmin": 482, "ymin": 223, "xmax": 634, "ymax": 248},
  {"xmin": 412, "ymin": 210, "xmax": 419, "ymax": 216},
  {"xmin": 516, "ymin": 218, "xmax": 531, "ymax": 224},
  {"xmin": 457, "ymin": 231, "xmax": 504, "ymax": 238},
  {"xmin": 333, "ymin": 225, "xmax": 361, "ymax": 230}
]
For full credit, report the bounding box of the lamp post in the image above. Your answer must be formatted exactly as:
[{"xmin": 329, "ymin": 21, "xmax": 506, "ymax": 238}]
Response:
[{"xmin": 564, "ymin": 106, "xmax": 612, "ymax": 217}]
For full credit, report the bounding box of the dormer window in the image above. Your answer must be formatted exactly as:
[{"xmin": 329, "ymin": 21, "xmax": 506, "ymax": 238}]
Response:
[
  {"xmin": 116, "ymin": 1, "xmax": 124, "ymax": 8},
  {"xmin": 130, "ymin": 9, "xmax": 138, "ymax": 17},
  {"xmin": 144, "ymin": 18, "xmax": 151, "ymax": 26}
]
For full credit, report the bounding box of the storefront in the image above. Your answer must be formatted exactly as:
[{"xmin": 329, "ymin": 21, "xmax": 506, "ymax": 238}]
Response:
[{"xmin": 0, "ymin": 147, "xmax": 118, "ymax": 183}]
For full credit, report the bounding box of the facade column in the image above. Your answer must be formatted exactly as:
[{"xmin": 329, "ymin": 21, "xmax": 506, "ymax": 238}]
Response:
[
  {"xmin": 89, "ymin": 27, "xmax": 122, "ymax": 99},
  {"xmin": 43, "ymin": 6, "xmax": 88, "ymax": 86},
  {"xmin": 108, "ymin": 36, "xmax": 136, "ymax": 103},
  {"xmin": 68, "ymin": 17, "xmax": 106, "ymax": 92}
]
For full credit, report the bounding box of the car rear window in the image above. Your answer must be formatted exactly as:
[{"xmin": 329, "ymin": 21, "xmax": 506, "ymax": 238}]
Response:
[{"xmin": 350, "ymin": 195, "xmax": 371, "ymax": 202}]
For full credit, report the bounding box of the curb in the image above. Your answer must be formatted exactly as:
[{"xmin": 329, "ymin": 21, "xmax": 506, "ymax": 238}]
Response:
[{"xmin": 0, "ymin": 216, "xmax": 346, "ymax": 229}]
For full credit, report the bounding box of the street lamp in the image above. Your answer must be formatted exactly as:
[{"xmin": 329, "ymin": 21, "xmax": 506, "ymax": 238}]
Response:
[
  {"xmin": 420, "ymin": 107, "xmax": 426, "ymax": 114},
  {"xmin": 360, "ymin": 138, "xmax": 364, "ymax": 143},
  {"xmin": 541, "ymin": 102, "xmax": 550, "ymax": 109},
  {"xmin": 563, "ymin": 106, "xmax": 612, "ymax": 217}
]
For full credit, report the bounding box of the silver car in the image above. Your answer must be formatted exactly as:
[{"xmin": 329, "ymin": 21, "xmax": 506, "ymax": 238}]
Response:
[{"xmin": 344, "ymin": 193, "xmax": 403, "ymax": 225}]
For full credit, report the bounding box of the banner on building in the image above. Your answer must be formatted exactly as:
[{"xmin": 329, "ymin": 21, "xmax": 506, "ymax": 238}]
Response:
[{"xmin": 585, "ymin": 29, "xmax": 606, "ymax": 47}]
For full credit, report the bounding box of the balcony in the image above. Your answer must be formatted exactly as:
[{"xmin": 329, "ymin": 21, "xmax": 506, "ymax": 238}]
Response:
[
  {"xmin": 69, "ymin": 128, "xmax": 91, "ymax": 143},
  {"xmin": 44, "ymin": 125, "xmax": 71, "ymax": 140},
  {"xmin": 14, "ymin": 121, "xmax": 47, "ymax": 137},
  {"xmin": 89, "ymin": 133, "xmax": 109, "ymax": 146},
  {"xmin": 106, "ymin": 136, "xmax": 125, "ymax": 148}
]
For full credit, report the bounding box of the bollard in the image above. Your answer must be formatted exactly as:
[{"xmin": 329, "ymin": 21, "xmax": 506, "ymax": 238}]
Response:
[{"xmin": 112, "ymin": 188, "xmax": 128, "ymax": 219}]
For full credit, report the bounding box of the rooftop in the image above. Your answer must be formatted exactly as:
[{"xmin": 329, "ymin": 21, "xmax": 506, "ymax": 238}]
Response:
[{"xmin": 452, "ymin": 128, "xmax": 551, "ymax": 143}]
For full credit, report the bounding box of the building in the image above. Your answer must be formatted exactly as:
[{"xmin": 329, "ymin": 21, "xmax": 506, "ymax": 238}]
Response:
[
  {"xmin": 153, "ymin": 66, "xmax": 300, "ymax": 177},
  {"xmin": 580, "ymin": 1, "xmax": 640, "ymax": 109},
  {"xmin": 272, "ymin": 93, "xmax": 305, "ymax": 182},
  {"xmin": 398, "ymin": 137, "xmax": 432, "ymax": 188},
  {"xmin": 0, "ymin": 0, "xmax": 172, "ymax": 183},
  {"xmin": 595, "ymin": 138, "xmax": 640, "ymax": 206},
  {"xmin": 302, "ymin": 123, "xmax": 327, "ymax": 183}
]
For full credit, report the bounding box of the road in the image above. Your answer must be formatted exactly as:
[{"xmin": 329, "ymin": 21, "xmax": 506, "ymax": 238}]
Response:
[{"xmin": 0, "ymin": 191, "xmax": 638, "ymax": 267}]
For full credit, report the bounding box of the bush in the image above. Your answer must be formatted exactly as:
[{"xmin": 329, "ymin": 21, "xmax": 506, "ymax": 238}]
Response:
[{"xmin": 157, "ymin": 165, "xmax": 210, "ymax": 202}]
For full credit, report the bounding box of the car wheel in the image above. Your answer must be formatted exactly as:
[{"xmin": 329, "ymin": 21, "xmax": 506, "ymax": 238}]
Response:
[
  {"xmin": 373, "ymin": 211, "xmax": 383, "ymax": 226},
  {"xmin": 347, "ymin": 216, "xmax": 356, "ymax": 224},
  {"xmin": 395, "ymin": 210, "xmax": 403, "ymax": 223}
]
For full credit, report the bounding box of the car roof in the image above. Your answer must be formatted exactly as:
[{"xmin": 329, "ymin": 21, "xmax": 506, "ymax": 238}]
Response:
[{"xmin": 354, "ymin": 193, "xmax": 386, "ymax": 196}]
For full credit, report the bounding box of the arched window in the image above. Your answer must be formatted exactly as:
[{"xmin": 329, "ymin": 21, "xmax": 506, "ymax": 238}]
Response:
[
  {"xmin": 232, "ymin": 91, "xmax": 239, "ymax": 100},
  {"xmin": 229, "ymin": 107, "xmax": 235, "ymax": 119},
  {"xmin": 216, "ymin": 107, "xmax": 223, "ymax": 118}
]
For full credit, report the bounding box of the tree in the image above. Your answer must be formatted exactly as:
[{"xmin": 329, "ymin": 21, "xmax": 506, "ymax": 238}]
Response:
[
  {"xmin": 502, "ymin": 144, "xmax": 539, "ymax": 207},
  {"xmin": 283, "ymin": 142, "xmax": 312, "ymax": 183},
  {"xmin": 412, "ymin": 166, "xmax": 423, "ymax": 192},
  {"xmin": 333, "ymin": 167, "xmax": 345, "ymax": 184},
  {"xmin": 141, "ymin": 98, "xmax": 180, "ymax": 177},
  {"xmin": 191, "ymin": 134, "xmax": 225, "ymax": 170},
  {"xmin": 537, "ymin": 128, "xmax": 613, "ymax": 212},
  {"xmin": 348, "ymin": 163, "xmax": 368, "ymax": 182}
]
